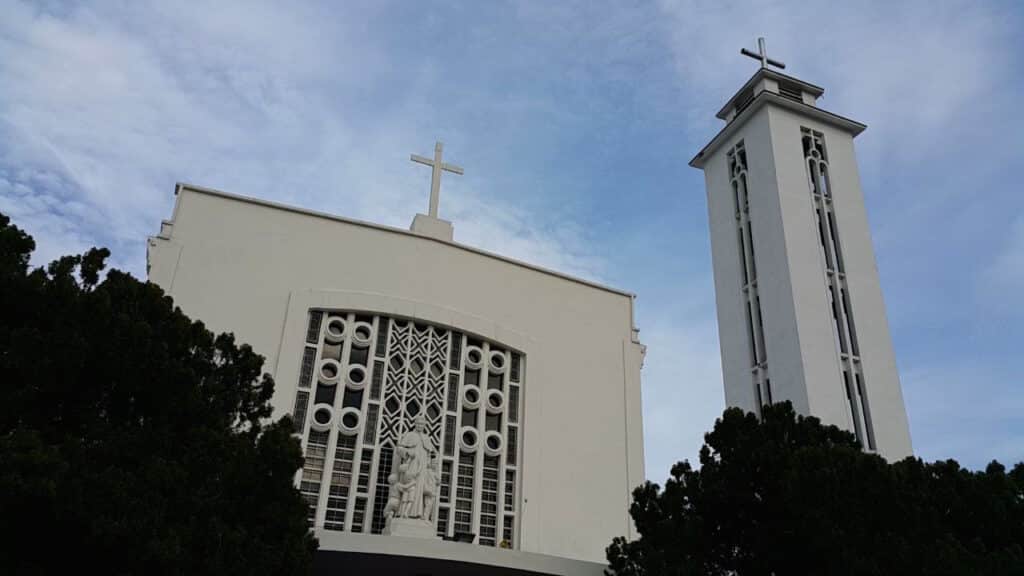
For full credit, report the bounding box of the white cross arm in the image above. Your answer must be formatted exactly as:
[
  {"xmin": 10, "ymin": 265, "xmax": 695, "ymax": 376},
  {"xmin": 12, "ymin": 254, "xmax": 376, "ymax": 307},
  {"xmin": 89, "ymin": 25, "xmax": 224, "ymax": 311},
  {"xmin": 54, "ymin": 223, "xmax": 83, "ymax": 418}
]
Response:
[{"xmin": 411, "ymin": 154, "xmax": 464, "ymax": 175}]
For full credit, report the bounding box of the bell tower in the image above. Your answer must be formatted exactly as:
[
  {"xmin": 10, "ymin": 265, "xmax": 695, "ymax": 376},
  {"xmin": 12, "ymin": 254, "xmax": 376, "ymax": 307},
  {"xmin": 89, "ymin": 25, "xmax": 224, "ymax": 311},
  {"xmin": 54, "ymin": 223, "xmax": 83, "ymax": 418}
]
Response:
[{"xmin": 690, "ymin": 39, "xmax": 912, "ymax": 460}]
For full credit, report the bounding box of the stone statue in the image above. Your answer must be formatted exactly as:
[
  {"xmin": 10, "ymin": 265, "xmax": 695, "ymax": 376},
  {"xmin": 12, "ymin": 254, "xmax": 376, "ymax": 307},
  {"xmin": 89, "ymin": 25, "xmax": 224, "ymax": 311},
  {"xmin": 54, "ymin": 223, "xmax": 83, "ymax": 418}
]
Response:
[
  {"xmin": 422, "ymin": 452, "xmax": 439, "ymax": 523},
  {"xmin": 384, "ymin": 414, "xmax": 439, "ymax": 537}
]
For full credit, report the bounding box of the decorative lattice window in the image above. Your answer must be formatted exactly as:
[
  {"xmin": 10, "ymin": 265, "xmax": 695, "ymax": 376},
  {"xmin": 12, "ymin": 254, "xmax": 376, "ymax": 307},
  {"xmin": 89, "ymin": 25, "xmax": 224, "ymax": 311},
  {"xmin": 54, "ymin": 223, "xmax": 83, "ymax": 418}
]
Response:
[
  {"xmin": 728, "ymin": 141, "xmax": 771, "ymax": 414},
  {"xmin": 801, "ymin": 127, "xmax": 874, "ymax": 451},
  {"xmin": 291, "ymin": 310, "xmax": 524, "ymax": 547}
]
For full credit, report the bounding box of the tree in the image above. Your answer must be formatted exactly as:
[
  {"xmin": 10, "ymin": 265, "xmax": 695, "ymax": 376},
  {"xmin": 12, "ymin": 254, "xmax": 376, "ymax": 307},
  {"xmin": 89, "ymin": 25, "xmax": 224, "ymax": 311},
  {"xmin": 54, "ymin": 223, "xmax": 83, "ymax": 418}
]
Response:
[
  {"xmin": 607, "ymin": 402, "xmax": 1024, "ymax": 576},
  {"xmin": 0, "ymin": 213, "xmax": 317, "ymax": 575}
]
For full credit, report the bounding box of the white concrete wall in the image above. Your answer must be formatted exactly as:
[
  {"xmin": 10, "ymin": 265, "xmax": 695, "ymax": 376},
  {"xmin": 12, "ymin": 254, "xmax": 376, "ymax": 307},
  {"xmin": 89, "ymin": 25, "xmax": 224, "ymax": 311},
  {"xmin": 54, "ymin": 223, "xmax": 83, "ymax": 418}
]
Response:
[
  {"xmin": 766, "ymin": 106, "xmax": 912, "ymax": 459},
  {"xmin": 704, "ymin": 106, "xmax": 813, "ymax": 416},
  {"xmin": 148, "ymin": 186, "xmax": 645, "ymax": 563},
  {"xmin": 702, "ymin": 101, "xmax": 912, "ymax": 461}
]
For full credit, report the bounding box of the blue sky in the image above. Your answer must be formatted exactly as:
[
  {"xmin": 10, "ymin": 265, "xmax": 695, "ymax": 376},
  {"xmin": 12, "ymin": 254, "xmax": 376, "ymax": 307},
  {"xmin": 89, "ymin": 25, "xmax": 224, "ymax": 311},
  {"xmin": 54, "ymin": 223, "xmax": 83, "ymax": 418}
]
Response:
[{"xmin": 1, "ymin": 0, "xmax": 1021, "ymax": 479}]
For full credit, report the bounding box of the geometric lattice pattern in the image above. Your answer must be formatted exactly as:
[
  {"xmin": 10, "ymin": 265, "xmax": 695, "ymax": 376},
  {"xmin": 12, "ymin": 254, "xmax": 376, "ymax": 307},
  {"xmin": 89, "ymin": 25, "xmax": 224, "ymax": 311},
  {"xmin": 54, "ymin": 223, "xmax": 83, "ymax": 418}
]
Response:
[
  {"xmin": 802, "ymin": 128, "xmax": 876, "ymax": 451},
  {"xmin": 293, "ymin": 310, "xmax": 525, "ymax": 548},
  {"xmin": 728, "ymin": 140, "xmax": 772, "ymax": 414}
]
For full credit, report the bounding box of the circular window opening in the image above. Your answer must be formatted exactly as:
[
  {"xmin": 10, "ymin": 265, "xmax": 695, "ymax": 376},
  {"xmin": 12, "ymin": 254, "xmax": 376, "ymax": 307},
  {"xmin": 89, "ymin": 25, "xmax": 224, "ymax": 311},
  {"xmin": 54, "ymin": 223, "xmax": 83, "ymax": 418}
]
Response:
[
  {"xmin": 325, "ymin": 318, "xmax": 346, "ymax": 342},
  {"xmin": 489, "ymin": 394, "xmax": 501, "ymax": 408},
  {"xmin": 491, "ymin": 353, "xmax": 504, "ymax": 368},
  {"xmin": 466, "ymin": 389, "xmax": 479, "ymax": 403},
  {"xmin": 468, "ymin": 350, "xmax": 482, "ymax": 364},
  {"xmin": 483, "ymin": 431, "xmax": 504, "ymax": 456},
  {"xmin": 462, "ymin": 430, "xmax": 478, "ymax": 447},
  {"xmin": 349, "ymin": 367, "xmax": 365, "ymax": 383},
  {"xmin": 314, "ymin": 407, "xmax": 331, "ymax": 425},
  {"xmin": 321, "ymin": 363, "xmax": 337, "ymax": 379},
  {"xmin": 342, "ymin": 412, "xmax": 359, "ymax": 429},
  {"xmin": 351, "ymin": 321, "xmax": 374, "ymax": 348}
]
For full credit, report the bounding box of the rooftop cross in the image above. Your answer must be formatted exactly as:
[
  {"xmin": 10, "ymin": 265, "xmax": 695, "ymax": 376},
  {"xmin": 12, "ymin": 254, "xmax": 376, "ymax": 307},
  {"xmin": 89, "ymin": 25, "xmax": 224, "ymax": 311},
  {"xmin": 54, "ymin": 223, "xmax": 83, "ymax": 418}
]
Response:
[
  {"xmin": 411, "ymin": 141, "xmax": 463, "ymax": 218},
  {"xmin": 741, "ymin": 37, "xmax": 786, "ymax": 70}
]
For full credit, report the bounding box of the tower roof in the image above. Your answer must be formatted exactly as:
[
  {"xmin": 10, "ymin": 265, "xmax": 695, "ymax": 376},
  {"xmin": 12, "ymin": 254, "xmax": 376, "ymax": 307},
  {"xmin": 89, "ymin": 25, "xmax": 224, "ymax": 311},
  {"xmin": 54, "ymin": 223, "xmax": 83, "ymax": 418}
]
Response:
[
  {"xmin": 690, "ymin": 68, "xmax": 865, "ymax": 169},
  {"xmin": 714, "ymin": 68, "xmax": 824, "ymax": 121}
]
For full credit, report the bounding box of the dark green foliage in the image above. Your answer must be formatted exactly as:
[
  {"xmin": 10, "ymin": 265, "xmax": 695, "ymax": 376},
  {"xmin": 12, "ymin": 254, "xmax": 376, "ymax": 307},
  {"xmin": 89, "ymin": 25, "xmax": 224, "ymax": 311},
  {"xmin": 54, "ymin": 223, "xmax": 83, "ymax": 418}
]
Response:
[
  {"xmin": 607, "ymin": 403, "xmax": 1024, "ymax": 576},
  {"xmin": 0, "ymin": 213, "xmax": 317, "ymax": 575}
]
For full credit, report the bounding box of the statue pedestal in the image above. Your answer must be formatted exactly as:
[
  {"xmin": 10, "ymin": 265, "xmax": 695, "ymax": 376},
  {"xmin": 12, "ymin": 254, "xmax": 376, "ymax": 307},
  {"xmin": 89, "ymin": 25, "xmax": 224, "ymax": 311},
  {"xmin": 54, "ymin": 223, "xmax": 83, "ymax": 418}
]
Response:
[{"xmin": 385, "ymin": 517, "xmax": 439, "ymax": 540}]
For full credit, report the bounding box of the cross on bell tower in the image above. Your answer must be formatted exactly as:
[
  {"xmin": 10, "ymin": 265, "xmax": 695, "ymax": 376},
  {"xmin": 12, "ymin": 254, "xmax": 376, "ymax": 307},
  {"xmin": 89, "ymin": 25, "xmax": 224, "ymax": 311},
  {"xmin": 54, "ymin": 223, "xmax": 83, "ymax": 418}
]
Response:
[{"xmin": 740, "ymin": 37, "xmax": 786, "ymax": 70}]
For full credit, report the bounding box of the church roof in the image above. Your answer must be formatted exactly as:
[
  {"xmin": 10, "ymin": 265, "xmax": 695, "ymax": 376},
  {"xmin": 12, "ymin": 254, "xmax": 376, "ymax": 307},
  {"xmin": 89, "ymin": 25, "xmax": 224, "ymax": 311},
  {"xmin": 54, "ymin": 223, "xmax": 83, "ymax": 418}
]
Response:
[{"xmin": 169, "ymin": 183, "xmax": 636, "ymax": 300}]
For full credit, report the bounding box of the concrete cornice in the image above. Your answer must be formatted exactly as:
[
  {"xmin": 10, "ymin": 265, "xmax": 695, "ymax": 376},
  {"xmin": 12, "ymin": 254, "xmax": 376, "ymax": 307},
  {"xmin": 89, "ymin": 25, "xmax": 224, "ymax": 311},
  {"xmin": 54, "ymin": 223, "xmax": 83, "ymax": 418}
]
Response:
[
  {"xmin": 170, "ymin": 182, "xmax": 637, "ymax": 300},
  {"xmin": 690, "ymin": 92, "xmax": 867, "ymax": 169},
  {"xmin": 714, "ymin": 68, "xmax": 826, "ymax": 120}
]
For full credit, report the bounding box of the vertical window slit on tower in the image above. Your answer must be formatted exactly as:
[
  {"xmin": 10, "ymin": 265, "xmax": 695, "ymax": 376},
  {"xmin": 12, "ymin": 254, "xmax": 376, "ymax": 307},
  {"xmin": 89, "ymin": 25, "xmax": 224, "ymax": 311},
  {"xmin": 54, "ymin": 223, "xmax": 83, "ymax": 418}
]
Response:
[
  {"xmin": 733, "ymin": 181, "xmax": 741, "ymax": 219},
  {"xmin": 827, "ymin": 211, "xmax": 845, "ymax": 272},
  {"xmin": 729, "ymin": 140, "xmax": 768, "ymax": 412},
  {"xmin": 745, "ymin": 302, "xmax": 759, "ymax": 362},
  {"xmin": 808, "ymin": 159, "xmax": 820, "ymax": 196},
  {"xmin": 746, "ymin": 220, "xmax": 757, "ymax": 279},
  {"xmin": 829, "ymin": 282, "xmax": 848, "ymax": 354},
  {"xmin": 841, "ymin": 287, "xmax": 860, "ymax": 357},
  {"xmin": 803, "ymin": 126, "xmax": 875, "ymax": 451},
  {"xmin": 842, "ymin": 370, "xmax": 865, "ymax": 447},
  {"xmin": 737, "ymin": 227, "xmax": 749, "ymax": 286},
  {"xmin": 816, "ymin": 207, "xmax": 833, "ymax": 270},
  {"xmin": 856, "ymin": 373, "xmax": 876, "ymax": 450},
  {"xmin": 755, "ymin": 296, "xmax": 767, "ymax": 364}
]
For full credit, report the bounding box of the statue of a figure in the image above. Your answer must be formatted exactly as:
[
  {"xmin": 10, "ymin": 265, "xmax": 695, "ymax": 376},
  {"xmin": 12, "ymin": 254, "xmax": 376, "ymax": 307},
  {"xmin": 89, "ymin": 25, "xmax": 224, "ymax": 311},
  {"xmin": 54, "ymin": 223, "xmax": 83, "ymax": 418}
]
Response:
[
  {"xmin": 422, "ymin": 453, "xmax": 439, "ymax": 523},
  {"xmin": 386, "ymin": 415, "xmax": 438, "ymax": 528}
]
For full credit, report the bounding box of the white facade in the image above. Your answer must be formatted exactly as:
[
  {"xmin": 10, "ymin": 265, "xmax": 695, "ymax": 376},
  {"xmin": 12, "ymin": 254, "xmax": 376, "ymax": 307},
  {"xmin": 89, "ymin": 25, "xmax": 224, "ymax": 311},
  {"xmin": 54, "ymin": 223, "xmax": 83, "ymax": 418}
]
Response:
[
  {"xmin": 147, "ymin": 184, "xmax": 645, "ymax": 565},
  {"xmin": 691, "ymin": 68, "xmax": 913, "ymax": 460}
]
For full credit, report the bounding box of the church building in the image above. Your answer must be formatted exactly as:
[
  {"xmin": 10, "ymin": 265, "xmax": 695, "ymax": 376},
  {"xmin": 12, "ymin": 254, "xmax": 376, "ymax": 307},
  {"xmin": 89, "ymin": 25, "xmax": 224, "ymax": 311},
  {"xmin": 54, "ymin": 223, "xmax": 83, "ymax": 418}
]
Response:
[
  {"xmin": 147, "ymin": 143, "xmax": 646, "ymax": 575},
  {"xmin": 146, "ymin": 39, "xmax": 914, "ymax": 576}
]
